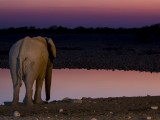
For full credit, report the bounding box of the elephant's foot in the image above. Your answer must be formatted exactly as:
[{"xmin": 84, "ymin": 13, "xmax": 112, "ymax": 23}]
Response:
[
  {"xmin": 24, "ymin": 101, "xmax": 34, "ymax": 105},
  {"xmin": 12, "ymin": 98, "xmax": 19, "ymax": 105},
  {"xmin": 23, "ymin": 99, "xmax": 34, "ymax": 105},
  {"xmin": 34, "ymin": 99, "xmax": 48, "ymax": 104},
  {"xmin": 12, "ymin": 101, "xmax": 19, "ymax": 106}
]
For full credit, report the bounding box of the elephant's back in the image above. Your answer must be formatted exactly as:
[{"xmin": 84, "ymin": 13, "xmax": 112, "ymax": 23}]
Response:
[
  {"xmin": 9, "ymin": 39, "xmax": 23, "ymax": 69},
  {"xmin": 20, "ymin": 37, "xmax": 48, "ymax": 59},
  {"xmin": 9, "ymin": 39, "xmax": 23, "ymax": 60},
  {"xmin": 9, "ymin": 36, "xmax": 48, "ymax": 64}
]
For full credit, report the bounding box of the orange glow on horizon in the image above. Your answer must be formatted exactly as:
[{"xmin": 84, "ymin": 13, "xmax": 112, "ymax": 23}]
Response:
[{"xmin": 1, "ymin": 0, "xmax": 160, "ymax": 13}]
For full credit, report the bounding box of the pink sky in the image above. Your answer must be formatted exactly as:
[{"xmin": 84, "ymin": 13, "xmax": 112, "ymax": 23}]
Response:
[{"xmin": 0, "ymin": 0, "xmax": 160, "ymax": 28}]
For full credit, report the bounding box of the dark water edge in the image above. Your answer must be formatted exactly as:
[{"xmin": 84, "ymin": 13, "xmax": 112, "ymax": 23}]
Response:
[{"xmin": 1, "ymin": 33, "xmax": 160, "ymax": 72}]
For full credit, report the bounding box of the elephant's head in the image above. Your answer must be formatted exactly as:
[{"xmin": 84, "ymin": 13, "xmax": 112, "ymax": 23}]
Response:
[{"xmin": 45, "ymin": 38, "xmax": 56, "ymax": 101}]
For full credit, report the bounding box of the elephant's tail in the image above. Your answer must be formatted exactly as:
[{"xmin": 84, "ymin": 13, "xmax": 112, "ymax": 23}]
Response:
[{"xmin": 16, "ymin": 39, "xmax": 26, "ymax": 86}]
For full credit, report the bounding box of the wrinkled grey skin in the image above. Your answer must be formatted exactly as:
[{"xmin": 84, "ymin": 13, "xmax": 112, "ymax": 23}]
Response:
[{"xmin": 9, "ymin": 36, "xmax": 56, "ymax": 105}]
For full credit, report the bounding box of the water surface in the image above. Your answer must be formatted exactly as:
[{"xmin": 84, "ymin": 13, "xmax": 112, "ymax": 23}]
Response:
[{"xmin": 1, "ymin": 69, "xmax": 160, "ymax": 104}]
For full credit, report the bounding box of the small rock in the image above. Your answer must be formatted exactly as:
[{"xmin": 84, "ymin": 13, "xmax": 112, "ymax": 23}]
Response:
[
  {"xmin": 128, "ymin": 116, "xmax": 131, "ymax": 119},
  {"xmin": 62, "ymin": 97, "xmax": 71, "ymax": 101},
  {"xmin": 72, "ymin": 99, "xmax": 82, "ymax": 103},
  {"xmin": 59, "ymin": 108, "xmax": 63, "ymax": 113},
  {"xmin": 151, "ymin": 106, "xmax": 158, "ymax": 110},
  {"xmin": 34, "ymin": 117, "xmax": 39, "ymax": 120},
  {"xmin": 147, "ymin": 116, "xmax": 152, "ymax": 120},
  {"xmin": 110, "ymin": 111, "xmax": 113, "ymax": 114},
  {"xmin": 13, "ymin": 111, "xmax": 20, "ymax": 117},
  {"xmin": 91, "ymin": 118, "xmax": 97, "ymax": 120},
  {"xmin": 47, "ymin": 117, "xmax": 50, "ymax": 119},
  {"xmin": 44, "ymin": 106, "xmax": 48, "ymax": 109},
  {"xmin": 62, "ymin": 97, "xmax": 72, "ymax": 102}
]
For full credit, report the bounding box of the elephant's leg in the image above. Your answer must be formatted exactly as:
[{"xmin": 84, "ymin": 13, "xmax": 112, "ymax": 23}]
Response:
[
  {"xmin": 23, "ymin": 76, "xmax": 34, "ymax": 105},
  {"xmin": 10, "ymin": 63, "xmax": 21, "ymax": 105},
  {"xmin": 12, "ymin": 82, "xmax": 21, "ymax": 105},
  {"xmin": 34, "ymin": 77, "xmax": 45, "ymax": 104}
]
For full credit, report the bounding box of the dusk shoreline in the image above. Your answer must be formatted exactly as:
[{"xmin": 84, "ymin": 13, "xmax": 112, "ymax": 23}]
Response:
[{"xmin": 1, "ymin": 96, "xmax": 160, "ymax": 119}]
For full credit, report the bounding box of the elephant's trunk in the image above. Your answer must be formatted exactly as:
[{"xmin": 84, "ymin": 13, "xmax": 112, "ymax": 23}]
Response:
[{"xmin": 45, "ymin": 61, "xmax": 53, "ymax": 101}]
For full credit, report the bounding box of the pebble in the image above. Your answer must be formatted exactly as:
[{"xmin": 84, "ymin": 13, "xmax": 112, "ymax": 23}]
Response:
[
  {"xmin": 44, "ymin": 106, "xmax": 48, "ymax": 109},
  {"xmin": 151, "ymin": 106, "xmax": 158, "ymax": 110},
  {"xmin": 91, "ymin": 118, "xmax": 97, "ymax": 120},
  {"xmin": 72, "ymin": 99, "xmax": 83, "ymax": 103},
  {"xmin": 59, "ymin": 108, "xmax": 63, "ymax": 113},
  {"xmin": 34, "ymin": 117, "xmax": 39, "ymax": 120},
  {"xmin": 62, "ymin": 97, "xmax": 71, "ymax": 101},
  {"xmin": 110, "ymin": 111, "xmax": 113, "ymax": 114},
  {"xmin": 128, "ymin": 116, "xmax": 131, "ymax": 119},
  {"xmin": 147, "ymin": 116, "xmax": 152, "ymax": 120},
  {"xmin": 13, "ymin": 111, "xmax": 20, "ymax": 117}
]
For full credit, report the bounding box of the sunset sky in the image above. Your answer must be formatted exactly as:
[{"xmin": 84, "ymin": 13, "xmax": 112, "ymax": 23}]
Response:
[{"xmin": 0, "ymin": 0, "xmax": 160, "ymax": 28}]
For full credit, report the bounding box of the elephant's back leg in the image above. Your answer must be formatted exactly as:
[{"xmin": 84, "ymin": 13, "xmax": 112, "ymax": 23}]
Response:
[
  {"xmin": 9, "ymin": 57, "xmax": 17, "ymax": 87},
  {"xmin": 34, "ymin": 62, "xmax": 47, "ymax": 104},
  {"xmin": 34, "ymin": 73, "xmax": 46, "ymax": 104},
  {"xmin": 23, "ymin": 60, "xmax": 37, "ymax": 105},
  {"xmin": 9, "ymin": 54, "xmax": 21, "ymax": 105},
  {"xmin": 23, "ymin": 58, "xmax": 44, "ymax": 105},
  {"xmin": 23, "ymin": 72, "xmax": 35, "ymax": 105}
]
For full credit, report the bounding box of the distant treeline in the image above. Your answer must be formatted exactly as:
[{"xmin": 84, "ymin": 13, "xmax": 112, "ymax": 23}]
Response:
[
  {"xmin": 0, "ymin": 24, "xmax": 160, "ymax": 34},
  {"xmin": 1, "ymin": 24, "xmax": 160, "ymax": 71},
  {"xmin": 0, "ymin": 24, "xmax": 160, "ymax": 43}
]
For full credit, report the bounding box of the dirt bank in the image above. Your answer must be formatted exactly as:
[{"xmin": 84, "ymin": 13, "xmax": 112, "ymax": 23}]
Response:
[{"xmin": 1, "ymin": 96, "xmax": 160, "ymax": 120}]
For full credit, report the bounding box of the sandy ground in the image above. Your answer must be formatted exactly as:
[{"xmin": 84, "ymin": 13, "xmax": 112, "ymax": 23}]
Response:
[{"xmin": 1, "ymin": 96, "xmax": 160, "ymax": 120}]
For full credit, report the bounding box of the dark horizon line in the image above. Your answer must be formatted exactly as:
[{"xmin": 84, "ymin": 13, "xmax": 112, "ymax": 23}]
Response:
[{"xmin": 0, "ymin": 23, "xmax": 160, "ymax": 30}]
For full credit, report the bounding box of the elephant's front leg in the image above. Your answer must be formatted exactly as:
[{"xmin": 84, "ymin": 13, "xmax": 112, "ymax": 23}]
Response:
[{"xmin": 34, "ymin": 78, "xmax": 45, "ymax": 104}]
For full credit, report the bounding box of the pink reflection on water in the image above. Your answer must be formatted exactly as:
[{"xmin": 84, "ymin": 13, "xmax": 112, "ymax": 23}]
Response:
[{"xmin": 0, "ymin": 69, "xmax": 160, "ymax": 104}]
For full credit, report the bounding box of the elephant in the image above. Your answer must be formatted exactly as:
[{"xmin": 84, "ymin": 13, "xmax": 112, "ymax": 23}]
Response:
[{"xmin": 9, "ymin": 36, "xmax": 56, "ymax": 105}]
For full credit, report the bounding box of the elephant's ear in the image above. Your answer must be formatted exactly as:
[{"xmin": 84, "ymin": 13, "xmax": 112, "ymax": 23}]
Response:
[{"xmin": 46, "ymin": 38, "xmax": 56, "ymax": 63}]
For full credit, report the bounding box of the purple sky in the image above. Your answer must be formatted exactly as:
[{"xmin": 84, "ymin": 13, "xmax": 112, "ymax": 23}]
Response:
[{"xmin": 0, "ymin": 0, "xmax": 160, "ymax": 28}]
